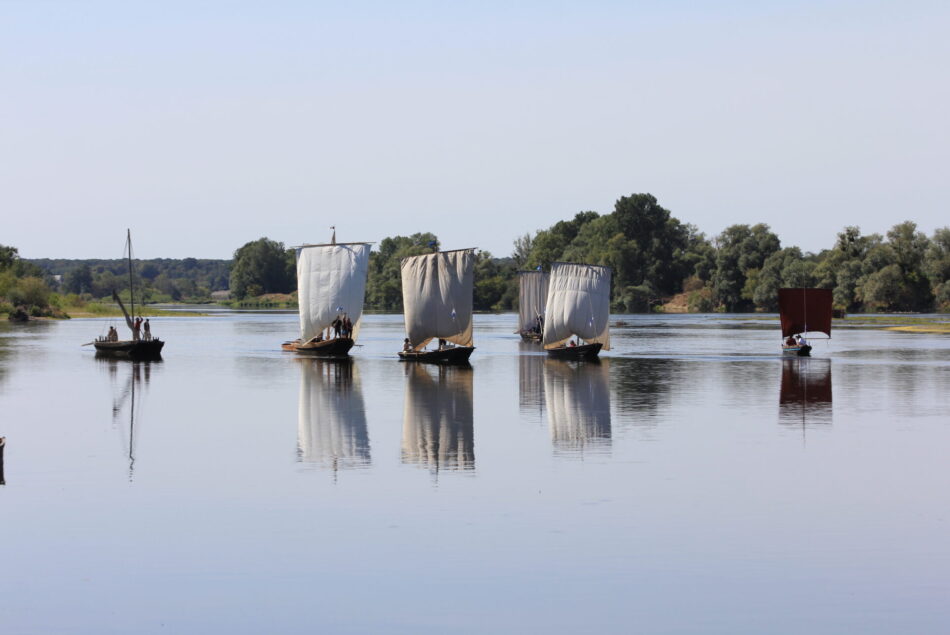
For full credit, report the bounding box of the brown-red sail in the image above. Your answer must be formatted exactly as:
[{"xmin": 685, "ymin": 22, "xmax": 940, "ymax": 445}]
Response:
[{"xmin": 778, "ymin": 288, "xmax": 833, "ymax": 338}]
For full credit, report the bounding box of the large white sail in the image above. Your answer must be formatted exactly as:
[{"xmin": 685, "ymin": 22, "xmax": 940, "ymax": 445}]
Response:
[
  {"xmin": 517, "ymin": 270, "xmax": 549, "ymax": 332},
  {"xmin": 400, "ymin": 249, "xmax": 474, "ymax": 350},
  {"xmin": 401, "ymin": 364, "xmax": 474, "ymax": 470},
  {"xmin": 297, "ymin": 243, "xmax": 371, "ymax": 341},
  {"xmin": 298, "ymin": 359, "xmax": 370, "ymax": 469},
  {"xmin": 542, "ymin": 262, "xmax": 612, "ymax": 350}
]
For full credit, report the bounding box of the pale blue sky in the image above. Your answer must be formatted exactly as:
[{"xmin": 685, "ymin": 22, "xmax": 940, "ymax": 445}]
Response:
[{"xmin": 2, "ymin": 1, "xmax": 947, "ymax": 259}]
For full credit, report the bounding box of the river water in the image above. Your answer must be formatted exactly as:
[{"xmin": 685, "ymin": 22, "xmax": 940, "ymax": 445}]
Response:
[{"xmin": 1, "ymin": 313, "xmax": 948, "ymax": 634}]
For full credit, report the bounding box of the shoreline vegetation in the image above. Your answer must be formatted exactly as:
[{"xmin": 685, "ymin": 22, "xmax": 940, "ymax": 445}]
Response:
[{"xmin": 3, "ymin": 192, "xmax": 950, "ymax": 321}]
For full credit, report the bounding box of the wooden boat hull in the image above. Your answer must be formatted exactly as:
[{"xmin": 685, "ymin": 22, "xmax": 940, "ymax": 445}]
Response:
[
  {"xmin": 398, "ymin": 346, "xmax": 475, "ymax": 364},
  {"xmin": 519, "ymin": 331, "xmax": 542, "ymax": 342},
  {"xmin": 94, "ymin": 339, "xmax": 164, "ymax": 360},
  {"xmin": 782, "ymin": 344, "xmax": 812, "ymax": 357},
  {"xmin": 283, "ymin": 337, "xmax": 354, "ymax": 357},
  {"xmin": 546, "ymin": 342, "xmax": 602, "ymax": 360}
]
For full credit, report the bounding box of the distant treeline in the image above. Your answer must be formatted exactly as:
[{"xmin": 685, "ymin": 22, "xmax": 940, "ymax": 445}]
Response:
[
  {"xmin": 5, "ymin": 191, "xmax": 950, "ymax": 317},
  {"xmin": 26, "ymin": 258, "xmax": 231, "ymax": 303},
  {"xmin": 226, "ymin": 193, "xmax": 950, "ymax": 313}
]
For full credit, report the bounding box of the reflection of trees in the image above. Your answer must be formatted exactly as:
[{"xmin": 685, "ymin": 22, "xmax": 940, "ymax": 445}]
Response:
[
  {"xmin": 543, "ymin": 359, "xmax": 610, "ymax": 454},
  {"xmin": 99, "ymin": 357, "xmax": 157, "ymax": 481},
  {"xmin": 298, "ymin": 359, "xmax": 370, "ymax": 471},
  {"xmin": 401, "ymin": 364, "xmax": 474, "ymax": 472},
  {"xmin": 779, "ymin": 358, "xmax": 832, "ymax": 426},
  {"xmin": 608, "ymin": 357, "xmax": 678, "ymax": 418}
]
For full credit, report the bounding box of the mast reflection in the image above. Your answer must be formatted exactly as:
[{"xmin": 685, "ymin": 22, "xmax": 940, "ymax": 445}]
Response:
[
  {"xmin": 297, "ymin": 359, "xmax": 370, "ymax": 471},
  {"xmin": 0, "ymin": 437, "xmax": 5, "ymax": 485},
  {"xmin": 401, "ymin": 364, "xmax": 474, "ymax": 472},
  {"xmin": 779, "ymin": 358, "xmax": 833, "ymax": 426},
  {"xmin": 100, "ymin": 357, "xmax": 155, "ymax": 481},
  {"xmin": 543, "ymin": 358, "xmax": 611, "ymax": 455}
]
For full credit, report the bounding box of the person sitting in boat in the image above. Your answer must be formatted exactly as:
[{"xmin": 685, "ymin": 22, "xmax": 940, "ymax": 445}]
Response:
[
  {"xmin": 796, "ymin": 334, "xmax": 808, "ymax": 346},
  {"xmin": 568, "ymin": 338, "xmax": 577, "ymax": 347},
  {"xmin": 143, "ymin": 319, "xmax": 151, "ymax": 341},
  {"xmin": 785, "ymin": 335, "xmax": 796, "ymax": 346},
  {"xmin": 403, "ymin": 337, "xmax": 412, "ymax": 352}
]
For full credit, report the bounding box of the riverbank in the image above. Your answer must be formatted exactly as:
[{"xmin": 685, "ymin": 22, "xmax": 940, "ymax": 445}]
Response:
[{"xmin": 59, "ymin": 303, "xmax": 210, "ymax": 318}]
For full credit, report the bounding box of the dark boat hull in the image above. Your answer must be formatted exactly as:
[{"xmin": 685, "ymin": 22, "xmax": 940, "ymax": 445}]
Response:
[
  {"xmin": 283, "ymin": 337, "xmax": 354, "ymax": 357},
  {"xmin": 546, "ymin": 342, "xmax": 602, "ymax": 360},
  {"xmin": 94, "ymin": 339, "xmax": 164, "ymax": 360},
  {"xmin": 519, "ymin": 331, "xmax": 542, "ymax": 343},
  {"xmin": 782, "ymin": 344, "xmax": 812, "ymax": 357},
  {"xmin": 398, "ymin": 346, "xmax": 475, "ymax": 364}
]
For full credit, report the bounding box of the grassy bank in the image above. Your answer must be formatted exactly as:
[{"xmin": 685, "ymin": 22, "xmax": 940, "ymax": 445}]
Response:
[
  {"xmin": 61, "ymin": 303, "xmax": 208, "ymax": 318},
  {"xmin": 715, "ymin": 313, "xmax": 950, "ymax": 333}
]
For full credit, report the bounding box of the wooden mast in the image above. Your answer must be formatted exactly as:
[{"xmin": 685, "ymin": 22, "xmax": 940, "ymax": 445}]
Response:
[{"xmin": 127, "ymin": 229, "xmax": 135, "ymax": 321}]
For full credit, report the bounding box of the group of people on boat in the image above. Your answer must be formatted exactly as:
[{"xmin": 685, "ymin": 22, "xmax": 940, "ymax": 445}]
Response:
[
  {"xmin": 132, "ymin": 317, "xmax": 152, "ymax": 342},
  {"xmin": 784, "ymin": 334, "xmax": 807, "ymax": 347},
  {"xmin": 401, "ymin": 337, "xmax": 456, "ymax": 352},
  {"xmin": 331, "ymin": 314, "xmax": 353, "ymax": 339},
  {"xmin": 309, "ymin": 313, "xmax": 353, "ymax": 344}
]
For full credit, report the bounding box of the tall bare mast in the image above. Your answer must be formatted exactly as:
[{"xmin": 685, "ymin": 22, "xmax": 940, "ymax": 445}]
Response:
[{"xmin": 126, "ymin": 229, "xmax": 135, "ymax": 320}]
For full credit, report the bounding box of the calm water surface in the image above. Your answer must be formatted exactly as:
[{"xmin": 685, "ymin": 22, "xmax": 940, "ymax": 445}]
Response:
[{"xmin": 1, "ymin": 313, "xmax": 948, "ymax": 634}]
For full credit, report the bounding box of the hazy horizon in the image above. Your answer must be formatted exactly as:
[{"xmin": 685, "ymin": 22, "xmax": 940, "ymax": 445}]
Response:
[{"xmin": 3, "ymin": 1, "xmax": 948, "ymax": 260}]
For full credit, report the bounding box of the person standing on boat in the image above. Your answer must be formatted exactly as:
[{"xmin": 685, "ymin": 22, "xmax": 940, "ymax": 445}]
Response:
[
  {"xmin": 143, "ymin": 319, "xmax": 151, "ymax": 341},
  {"xmin": 332, "ymin": 315, "xmax": 342, "ymax": 339},
  {"xmin": 133, "ymin": 317, "xmax": 142, "ymax": 341},
  {"xmin": 342, "ymin": 314, "xmax": 352, "ymax": 338}
]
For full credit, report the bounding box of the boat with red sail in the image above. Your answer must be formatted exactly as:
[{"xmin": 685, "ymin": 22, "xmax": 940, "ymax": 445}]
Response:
[{"xmin": 778, "ymin": 288, "xmax": 832, "ymax": 356}]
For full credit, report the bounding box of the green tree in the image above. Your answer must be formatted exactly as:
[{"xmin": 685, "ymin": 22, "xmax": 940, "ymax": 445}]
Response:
[
  {"xmin": 713, "ymin": 223, "xmax": 780, "ymax": 311},
  {"xmin": 64, "ymin": 264, "xmax": 93, "ymax": 294},
  {"xmin": 229, "ymin": 238, "xmax": 295, "ymax": 300},
  {"xmin": 365, "ymin": 233, "xmax": 439, "ymax": 311}
]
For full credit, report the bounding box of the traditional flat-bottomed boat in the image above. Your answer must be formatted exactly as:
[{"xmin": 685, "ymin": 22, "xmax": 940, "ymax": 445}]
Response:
[
  {"xmin": 542, "ymin": 262, "xmax": 612, "ymax": 360},
  {"xmin": 778, "ymin": 288, "xmax": 832, "ymax": 357},
  {"xmin": 91, "ymin": 230, "xmax": 164, "ymax": 361},
  {"xmin": 282, "ymin": 336, "xmax": 355, "ymax": 356},
  {"xmin": 398, "ymin": 248, "xmax": 476, "ymax": 365},
  {"xmin": 281, "ymin": 234, "xmax": 371, "ymax": 358},
  {"xmin": 545, "ymin": 341, "xmax": 603, "ymax": 360},
  {"xmin": 515, "ymin": 269, "xmax": 549, "ymax": 342},
  {"xmin": 397, "ymin": 345, "xmax": 475, "ymax": 364}
]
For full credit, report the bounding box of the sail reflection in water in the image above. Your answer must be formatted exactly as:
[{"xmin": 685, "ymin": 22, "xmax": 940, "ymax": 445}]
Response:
[
  {"xmin": 401, "ymin": 364, "xmax": 474, "ymax": 471},
  {"xmin": 518, "ymin": 342, "xmax": 545, "ymax": 419},
  {"xmin": 543, "ymin": 359, "xmax": 611, "ymax": 455},
  {"xmin": 100, "ymin": 358, "xmax": 157, "ymax": 480},
  {"xmin": 298, "ymin": 359, "xmax": 371, "ymax": 470},
  {"xmin": 779, "ymin": 358, "xmax": 833, "ymax": 425}
]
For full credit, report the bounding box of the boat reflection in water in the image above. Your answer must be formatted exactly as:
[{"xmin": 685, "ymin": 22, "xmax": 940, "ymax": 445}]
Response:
[
  {"xmin": 401, "ymin": 363, "xmax": 474, "ymax": 473},
  {"xmin": 779, "ymin": 358, "xmax": 833, "ymax": 426},
  {"xmin": 100, "ymin": 357, "xmax": 157, "ymax": 480},
  {"xmin": 543, "ymin": 358, "xmax": 611, "ymax": 455},
  {"xmin": 518, "ymin": 342, "xmax": 545, "ymax": 421},
  {"xmin": 297, "ymin": 359, "xmax": 370, "ymax": 472}
]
